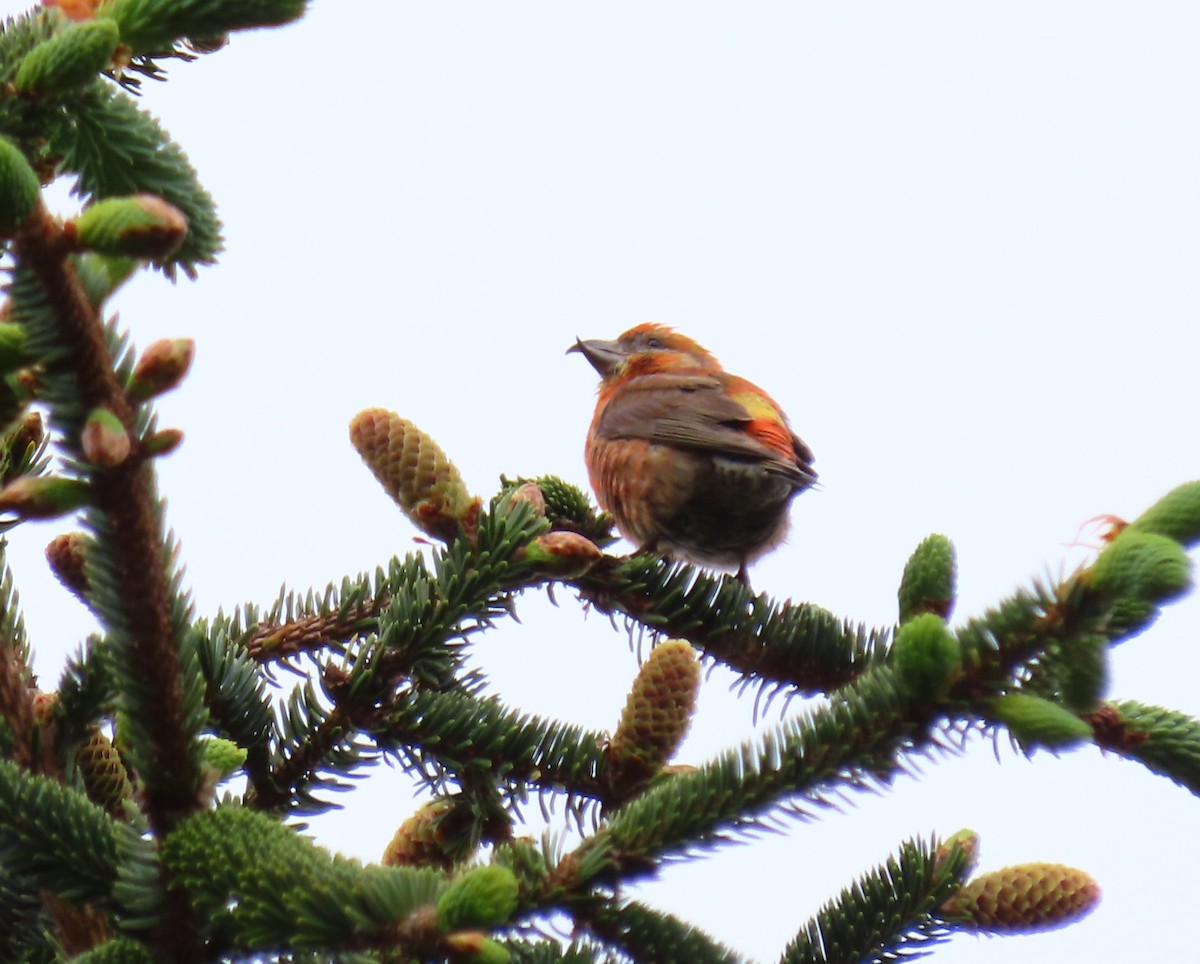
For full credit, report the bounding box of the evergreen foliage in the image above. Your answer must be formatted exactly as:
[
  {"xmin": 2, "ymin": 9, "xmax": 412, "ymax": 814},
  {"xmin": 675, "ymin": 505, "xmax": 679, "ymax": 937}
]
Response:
[{"xmin": 0, "ymin": 4, "xmax": 1196, "ymax": 961}]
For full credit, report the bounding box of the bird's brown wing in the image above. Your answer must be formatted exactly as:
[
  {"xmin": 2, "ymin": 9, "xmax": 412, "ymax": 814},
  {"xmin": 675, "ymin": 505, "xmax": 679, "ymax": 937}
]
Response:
[{"xmin": 594, "ymin": 372, "xmax": 814, "ymax": 484}]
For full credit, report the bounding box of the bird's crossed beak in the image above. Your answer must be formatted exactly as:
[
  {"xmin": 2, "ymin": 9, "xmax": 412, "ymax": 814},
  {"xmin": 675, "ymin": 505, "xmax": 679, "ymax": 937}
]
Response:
[{"xmin": 567, "ymin": 337, "xmax": 625, "ymax": 378}]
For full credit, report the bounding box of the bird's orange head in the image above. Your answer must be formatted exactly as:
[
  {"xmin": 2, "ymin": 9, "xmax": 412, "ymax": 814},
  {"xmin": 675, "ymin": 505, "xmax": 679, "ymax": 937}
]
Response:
[{"xmin": 567, "ymin": 323, "xmax": 720, "ymax": 384}]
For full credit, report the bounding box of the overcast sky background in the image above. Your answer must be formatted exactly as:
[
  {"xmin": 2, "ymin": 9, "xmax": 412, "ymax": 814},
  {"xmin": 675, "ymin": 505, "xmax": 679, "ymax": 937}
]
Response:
[{"xmin": 8, "ymin": 2, "xmax": 1200, "ymax": 960}]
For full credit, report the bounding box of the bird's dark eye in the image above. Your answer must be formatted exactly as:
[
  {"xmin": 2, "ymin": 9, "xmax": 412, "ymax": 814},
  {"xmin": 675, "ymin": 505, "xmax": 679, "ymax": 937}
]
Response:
[{"xmin": 646, "ymin": 337, "xmax": 664, "ymax": 349}]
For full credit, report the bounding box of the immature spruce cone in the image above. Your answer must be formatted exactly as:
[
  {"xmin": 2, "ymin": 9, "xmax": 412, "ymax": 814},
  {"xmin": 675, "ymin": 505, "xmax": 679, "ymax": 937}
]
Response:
[
  {"xmin": 350, "ymin": 408, "xmax": 479, "ymax": 542},
  {"xmin": 605, "ymin": 640, "xmax": 700, "ymax": 801},
  {"xmin": 942, "ymin": 862, "xmax": 1100, "ymax": 934},
  {"xmin": 382, "ymin": 797, "xmax": 463, "ymax": 870},
  {"xmin": 76, "ymin": 724, "xmax": 133, "ymax": 817}
]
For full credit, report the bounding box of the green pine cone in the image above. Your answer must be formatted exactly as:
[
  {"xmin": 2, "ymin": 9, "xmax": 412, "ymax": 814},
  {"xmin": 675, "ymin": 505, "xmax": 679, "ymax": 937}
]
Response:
[
  {"xmin": 893, "ymin": 612, "xmax": 961, "ymax": 702},
  {"xmin": 898, "ymin": 533, "xmax": 957, "ymax": 622},
  {"xmin": 0, "ymin": 135, "xmax": 41, "ymax": 235},
  {"xmin": 942, "ymin": 862, "xmax": 1100, "ymax": 934},
  {"xmin": 350, "ymin": 408, "xmax": 480, "ymax": 542},
  {"xmin": 993, "ymin": 693, "xmax": 1093, "ymax": 750},
  {"xmin": 382, "ymin": 797, "xmax": 462, "ymax": 870},
  {"xmin": 76, "ymin": 725, "xmax": 133, "ymax": 817},
  {"xmin": 1128, "ymin": 480, "xmax": 1200, "ymax": 548},
  {"xmin": 606, "ymin": 641, "xmax": 701, "ymax": 796},
  {"xmin": 14, "ymin": 19, "xmax": 120, "ymax": 95},
  {"xmin": 436, "ymin": 864, "xmax": 520, "ymax": 932}
]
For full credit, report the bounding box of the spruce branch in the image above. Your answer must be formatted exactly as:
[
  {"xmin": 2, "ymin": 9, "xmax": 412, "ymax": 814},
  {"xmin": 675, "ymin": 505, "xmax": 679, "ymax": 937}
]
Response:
[
  {"xmin": 1, "ymin": 5, "xmax": 1197, "ymax": 958},
  {"xmin": 240, "ymin": 501, "xmax": 584, "ymax": 814},
  {"xmin": 1089, "ymin": 699, "xmax": 1200, "ymax": 795},
  {"xmin": 0, "ymin": 757, "xmax": 126, "ymax": 904},
  {"xmin": 0, "ymin": 540, "xmax": 39, "ymax": 772},
  {"xmin": 570, "ymin": 663, "xmax": 927, "ymax": 887},
  {"xmin": 9, "ymin": 199, "xmax": 206, "ymax": 958},
  {"xmin": 375, "ymin": 687, "xmax": 608, "ymax": 812},
  {"xmin": 0, "ymin": 11, "xmax": 60, "ymax": 149},
  {"xmin": 248, "ymin": 674, "xmax": 371, "ymax": 815},
  {"xmin": 505, "ymin": 942, "xmax": 615, "ymax": 963},
  {"xmin": 162, "ymin": 804, "xmax": 451, "ymax": 955},
  {"xmin": 55, "ymin": 635, "xmax": 115, "ymax": 749},
  {"xmin": 781, "ymin": 835, "xmax": 972, "ymax": 964},
  {"xmin": 50, "ymin": 87, "xmax": 221, "ymax": 278},
  {"xmin": 258, "ymin": 697, "xmax": 361, "ymax": 814},
  {"xmin": 193, "ymin": 627, "xmax": 276, "ymax": 803},
  {"xmin": 12, "ymin": 203, "xmax": 203, "ymax": 837},
  {"xmin": 578, "ymin": 899, "xmax": 742, "ymax": 964},
  {"xmin": 246, "ymin": 600, "xmax": 378, "ymax": 663},
  {"xmin": 98, "ymin": 0, "xmax": 311, "ymax": 55},
  {"xmin": 0, "ymin": 863, "xmax": 52, "ymax": 964},
  {"xmin": 573, "ymin": 555, "xmax": 888, "ymax": 699}
]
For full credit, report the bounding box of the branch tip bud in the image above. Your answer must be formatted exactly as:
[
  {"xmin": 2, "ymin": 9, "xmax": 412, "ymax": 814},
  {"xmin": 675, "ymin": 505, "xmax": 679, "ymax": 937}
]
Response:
[{"xmin": 71, "ymin": 193, "xmax": 188, "ymax": 260}]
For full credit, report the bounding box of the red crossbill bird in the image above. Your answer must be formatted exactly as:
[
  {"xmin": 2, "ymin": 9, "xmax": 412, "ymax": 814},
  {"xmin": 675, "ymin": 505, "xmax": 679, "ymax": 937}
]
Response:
[{"xmin": 569, "ymin": 323, "xmax": 816, "ymax": 583}]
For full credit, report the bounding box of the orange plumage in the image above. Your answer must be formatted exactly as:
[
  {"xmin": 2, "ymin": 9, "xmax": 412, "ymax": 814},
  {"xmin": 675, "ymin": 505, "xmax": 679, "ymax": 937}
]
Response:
[{"xmin": 569, "ymin": 323, "xmax": 816, "ymax": 582}]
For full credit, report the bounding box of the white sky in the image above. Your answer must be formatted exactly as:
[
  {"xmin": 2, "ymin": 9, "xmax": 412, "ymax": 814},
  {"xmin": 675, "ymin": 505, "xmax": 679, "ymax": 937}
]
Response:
[{"xmin": 8, "ymin": 2, "xmax": 1200, "ymax": 961}]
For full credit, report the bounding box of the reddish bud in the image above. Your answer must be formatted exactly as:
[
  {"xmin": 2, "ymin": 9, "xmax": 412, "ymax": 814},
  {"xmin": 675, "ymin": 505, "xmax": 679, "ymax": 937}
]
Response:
[
  {"xmin": 184, "ymin": 34, "xmax": 229, "ymax": 54},
  {"xmin": 81, "ymin": 406, "xmax": 131, "ymax": 466},
  {"xmin": 142, "ymin": 427, "xmax": 184, "ymax": 457},
  {"xmin": 507, "ymin": 481, "xmax": 546, "ymax": 517},
  {"xmin": 71, "ymin": 194, "xmax": 188, "ymax": 260},
  {"xmin": 443, "ymin": 933, "xmax": 510, "ymax": 963},
  {"xmin": 46, "ymin": 531, "xmax": 90, "ymax": 599},
  {"xmin": 935, "ymin": 828, "xmax": 981, "ymax": 876},
  {"xmin": 519, "ymin": 530, "xmax": 601, "ymax": 578},
  {"xmin": 3, "ymin": 412, "xmax": 45, "ymax": 485},
  {"xmin": 129, "ymin": 338, "xmax": 194, "ymax": 400},
  {"xmin": 32, "ymin": 691, "xmax": 59, "ymax": 729},
  {"xmin": 0, "ymin": 475, "xmax": 89, "ymax": 519}
]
